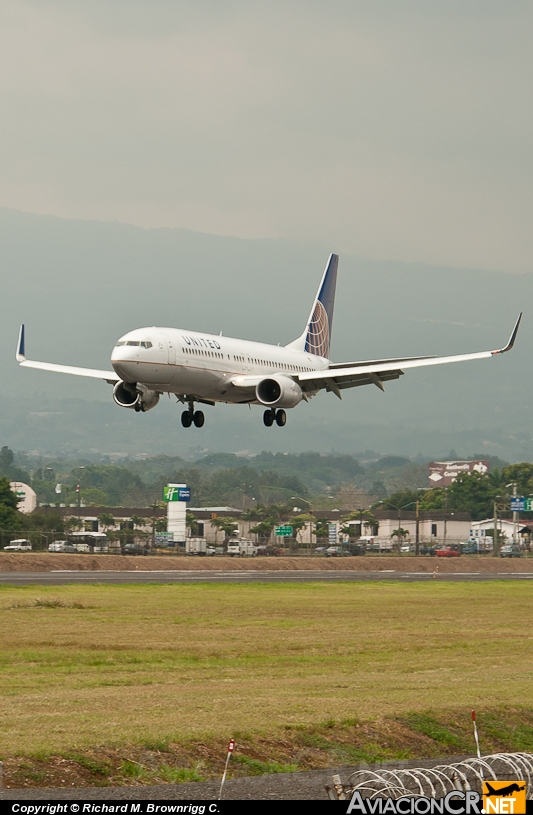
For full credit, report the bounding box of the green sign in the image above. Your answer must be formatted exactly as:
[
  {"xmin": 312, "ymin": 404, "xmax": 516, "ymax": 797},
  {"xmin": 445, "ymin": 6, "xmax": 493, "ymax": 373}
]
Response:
[
  {"xmin": 163, "ymin": 486, "xmax": 190, "ymax": 502},
  {"xmin": 526, "ymin": 498, "xmax": 533, "ymax": 512},
  {"xmin": 275, "ymin": 525, "xmax": 293, "ymax": 537}
]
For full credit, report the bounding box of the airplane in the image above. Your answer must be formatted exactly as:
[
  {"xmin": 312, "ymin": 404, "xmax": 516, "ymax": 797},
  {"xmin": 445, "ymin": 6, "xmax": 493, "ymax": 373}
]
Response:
[{"xmin": 16, "ymin": 254, "xmax": 521, "ymax": 429}]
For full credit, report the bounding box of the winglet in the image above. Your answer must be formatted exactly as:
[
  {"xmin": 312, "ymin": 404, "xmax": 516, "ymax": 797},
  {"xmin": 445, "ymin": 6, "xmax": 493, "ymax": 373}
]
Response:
[
  {"xmin": 492, "ymin": 313, "xmax": 522, "ymax": 355},
  {"xmin": 16, "ymin": 324, "xmax": 26, "ymax": 362}
]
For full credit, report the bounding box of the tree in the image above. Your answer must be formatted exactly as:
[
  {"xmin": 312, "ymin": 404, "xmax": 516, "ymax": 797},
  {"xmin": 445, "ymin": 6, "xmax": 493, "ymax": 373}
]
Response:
[
  {"xmin": 65, "ymin": 517, "xmax": 83, "ymax": 532},
  {"xmin": 501, "ymin": 463, "xmax": 533, "ymax": 498},
  {"xmin": 211, "ymin": 516, "xmax": 239, "ymax": 541},
  {"xmin": 130, "ymin": 515, "xmax": 145, "ymax": 529},
  {"xmin": 23, "ymin": 510, "xmax": 64, "ymax": 534},
  {"xmin": 314, "ymin": 518, "xmax": 331, "ymax": 540},
  {"xmin": 0, "ymin": 446, "xmax": 31, "ymax": 483},
  {"xmin": 0, "ymin": 447, "xmax": 14, "ymax": 471},
  {"xmin": 419, "ymin": 489, "xmax": 446, "ymax": 511},
  {"xmin": 391, "ymin": 527, "xmax": 409, "ymax": 540},
  {"xmin": 290, "ymin": 514, "xmax": 312, "ymax": 544},
  {"xmin": 373, "ymin": 489, "xmax": 422, "ymax": 511},
  {"xmin": 0, "ymin": 476, "xmax": 24, "ymax": 529},
  {"xmin": 341, "ymin": 509, "xmax": 377, "ymax": 538},
  {"xmin": 447, "ymin": 471, "xmax": 498, "ymax": 520},
  {"xmin": 98, "ymin": 513, "xmax": 115, "ymax": 531},
  {"xmin": 186, "ymin": 511, "xmax": 199, "ymax": 535},
  {"xmin": 249, "ymin": 520, "xmax": 275, "ymax": 541}
]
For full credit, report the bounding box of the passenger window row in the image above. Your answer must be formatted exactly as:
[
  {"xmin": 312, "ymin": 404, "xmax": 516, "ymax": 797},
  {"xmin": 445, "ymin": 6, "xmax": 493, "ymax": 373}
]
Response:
[{"xmin": 183, "ymin": 348, "xmax": 223, "ymax": 359}]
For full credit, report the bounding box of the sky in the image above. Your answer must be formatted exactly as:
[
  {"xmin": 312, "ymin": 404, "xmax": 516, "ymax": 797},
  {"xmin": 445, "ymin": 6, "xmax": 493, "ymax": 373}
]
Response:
[{"xmin": 1, "ymin": 1, "xmax": 532, "ymax": 273}]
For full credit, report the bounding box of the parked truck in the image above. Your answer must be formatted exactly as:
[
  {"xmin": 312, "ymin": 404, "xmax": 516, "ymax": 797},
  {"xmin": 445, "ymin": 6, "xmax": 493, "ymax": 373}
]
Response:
[
  {"xmin": 4, "ymin": 539, "xmax": 32, "ymax": 552},
  {"xmin": 227, "ymin": 540, "xmax": 258, "ymax": 557},
  {"xmin": 186, "ymin": 538, "xmax": 208, "ymax": 555}
]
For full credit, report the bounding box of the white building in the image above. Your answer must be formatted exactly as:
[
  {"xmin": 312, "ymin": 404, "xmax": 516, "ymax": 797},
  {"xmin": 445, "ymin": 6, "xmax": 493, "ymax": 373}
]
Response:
[{"xmin": 10, "ymin": 481, "xmax": 37, "ymax": 514}]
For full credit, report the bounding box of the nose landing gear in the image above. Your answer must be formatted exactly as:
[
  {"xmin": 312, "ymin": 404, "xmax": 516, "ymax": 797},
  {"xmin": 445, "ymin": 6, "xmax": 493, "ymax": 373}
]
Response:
[{"xmin": 263, "ymin": 409, "xmax": 286, "ymax": 427}]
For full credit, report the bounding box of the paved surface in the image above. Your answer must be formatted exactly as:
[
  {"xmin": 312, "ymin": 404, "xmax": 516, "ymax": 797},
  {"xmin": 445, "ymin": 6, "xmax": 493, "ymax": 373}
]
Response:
[
  {"xmin": 0, "ymin": 570, "xmax": 532, "ymax": 585},
  {"xmin": 2, "ymin": 756, "xmax": 470, "ymax": 800}
]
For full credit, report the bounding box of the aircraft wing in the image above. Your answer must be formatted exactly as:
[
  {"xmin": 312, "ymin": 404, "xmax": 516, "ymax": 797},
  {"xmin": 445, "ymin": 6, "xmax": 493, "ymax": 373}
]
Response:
[
  {"xmin": 16, "ymin": 325, "xmax": 120, "ymax": 384},
  {"xmin": 297, "ymin": 314, "xmax": 522, "ymax": 399}
]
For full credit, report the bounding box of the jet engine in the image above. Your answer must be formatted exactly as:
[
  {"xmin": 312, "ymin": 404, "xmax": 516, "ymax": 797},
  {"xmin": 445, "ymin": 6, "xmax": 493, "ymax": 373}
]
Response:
[
  {"xmin": 113, "ymin": 381, "xmax": 160, "ymax": 412},
  {"xmin": 256, "ymin": 375, "xmax": 303, "ymax": 409}
]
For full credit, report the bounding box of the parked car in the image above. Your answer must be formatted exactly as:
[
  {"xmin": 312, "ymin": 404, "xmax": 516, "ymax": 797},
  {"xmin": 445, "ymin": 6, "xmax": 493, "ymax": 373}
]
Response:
[
  {"xmin": 48, "ymin": 541, "xmax": 79, "ymax": 553},
  {"xmin": 499, "ymin": 544, "xmax": 522, "ymax": 558},
  {"xmin": 314, "ymin": 546, "xmax": 328, "ymax": 554},
  {"xmin": 325, "ymin": 546, "xmax": 352, "ymax": 557},
  {"xmin": 435, "ymin": 546, "xmax": 460, "ymax": 558},
  {"xmin": 4, "ymin": 539, "xmax": 32, "ymax": 552},
  {"xmin": 256, "ymin": 545, "xmax": 284, "ymax": 556},
  {"xmin": 122, "ymin": 543, "xmax": 148, "ymax": 556},
  {"xmin": 419, "ymin": 545, "xmax": 438, "ymax": 556},
  {"xmin": 345, "ymin": 542, "xmax": 366, "ymax": 556},
  {"xmin": 48, "ymin": 540, "xmax": 68, "ymax": 552},
  {"xmin": 206, "ymin": 546, "xmax": 216, "ymax": 556},
  {"xmin": 73, "ymin": 543, "xmax": 91, "ymax": 553}
]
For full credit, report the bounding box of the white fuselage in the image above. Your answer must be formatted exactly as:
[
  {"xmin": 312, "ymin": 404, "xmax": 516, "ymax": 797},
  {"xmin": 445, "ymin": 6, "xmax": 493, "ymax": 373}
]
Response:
[{"xmin": 111, "ymin": 327, "xmax": 328, "ymax": 404}]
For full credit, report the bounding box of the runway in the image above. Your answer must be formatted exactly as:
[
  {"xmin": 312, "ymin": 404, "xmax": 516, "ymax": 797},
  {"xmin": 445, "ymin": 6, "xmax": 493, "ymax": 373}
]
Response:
[{"xmin": 1, "ymin": 569, "xmax": 532, "ymax": 585}]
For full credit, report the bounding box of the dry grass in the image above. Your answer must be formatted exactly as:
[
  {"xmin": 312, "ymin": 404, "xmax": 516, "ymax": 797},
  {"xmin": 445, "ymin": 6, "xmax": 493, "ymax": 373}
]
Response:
[
  {"xmin": 4, "ymin": 707, "xmax": 533, "ymax": 788},
  {"xmin": 1, "ymin": 553, "xmax": 533, "ymax": 572},
  {"xmin": 0, "ymin": 582, "xmax": 532, "ymax": 758}
]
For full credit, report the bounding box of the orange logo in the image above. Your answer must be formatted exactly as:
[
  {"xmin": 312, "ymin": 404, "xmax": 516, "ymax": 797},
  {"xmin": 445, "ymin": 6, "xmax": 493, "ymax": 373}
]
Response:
[{"xmin": 482, "ymin": 781, "xmax": 527, "ymax": 815}]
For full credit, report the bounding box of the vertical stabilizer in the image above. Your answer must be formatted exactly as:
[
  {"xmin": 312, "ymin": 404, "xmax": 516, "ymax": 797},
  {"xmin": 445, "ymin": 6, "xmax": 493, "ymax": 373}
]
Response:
[{"xmin": 285, "ymin": 253, "xmax": 338, "ymax": 359}]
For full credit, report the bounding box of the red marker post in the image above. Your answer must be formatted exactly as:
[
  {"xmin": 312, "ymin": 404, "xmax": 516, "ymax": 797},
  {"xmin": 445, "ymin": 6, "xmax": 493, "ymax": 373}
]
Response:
[
  {"xmin": 218, "ymin": 738, "xmax": 235, "ymax": 800},
  {"xmin": 472, "ymin": 710, "xmax": 481, "ymax": 760}
]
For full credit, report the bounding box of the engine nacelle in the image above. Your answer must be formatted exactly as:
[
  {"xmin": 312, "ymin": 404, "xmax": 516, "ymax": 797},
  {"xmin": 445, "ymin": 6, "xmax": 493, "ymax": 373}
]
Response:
[
  {"xmin": 256, "ymin": 375, "xmax": 303, "ymax": 409},
  {"xmin": 113, "ymin": 381, "xmax": 160, "ymax": 412}
]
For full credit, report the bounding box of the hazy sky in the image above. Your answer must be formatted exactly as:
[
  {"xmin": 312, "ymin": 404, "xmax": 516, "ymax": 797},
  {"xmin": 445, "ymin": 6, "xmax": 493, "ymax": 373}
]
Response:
[{"xmin": 1, "ymin": 1, "xmax": 532, "ymax": 272}]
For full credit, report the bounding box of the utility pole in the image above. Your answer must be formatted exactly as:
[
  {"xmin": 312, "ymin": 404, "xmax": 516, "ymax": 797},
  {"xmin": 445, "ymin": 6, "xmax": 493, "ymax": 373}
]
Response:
[
  {"xmin": 443, "ymin": 489, "xmax": 448, "ymax": 546},
  {"xmin": 493, "ymin": 500, "xmax": 499, "ymax": 557},
  {"xmin": 513, "ymin": 482, "xmax": 518, "ymax": 545},
  {"xmin": 415, "ymin": 501, "xmax": 420, "ymax": 556}
]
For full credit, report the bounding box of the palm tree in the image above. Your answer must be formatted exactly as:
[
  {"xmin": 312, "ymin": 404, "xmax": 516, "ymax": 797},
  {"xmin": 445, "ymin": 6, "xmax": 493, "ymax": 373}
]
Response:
[
  {"xmin": 98, "ymin": 513, "xmax": 115, "ymax": 532},
  {"xmin": 211, "ymin": 517, "xmax": 239, "ymax": 545},
  {"xmin": 186, "ymin": 511, "xmax": 199, "ymax": 536},
  {"xmin": 341, "ymin": 509, "xmax": 377, "ymax": 538}
]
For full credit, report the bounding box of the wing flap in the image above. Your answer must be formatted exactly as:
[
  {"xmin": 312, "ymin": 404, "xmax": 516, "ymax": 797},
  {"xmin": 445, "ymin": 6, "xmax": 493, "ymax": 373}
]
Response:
[
  {"xmin": 19, "ymin": 359, "xmax": 120, "ymax": 384},
  {"xmin": 299, "ymin": 314, "xmax": 522, "ymax": 388}
]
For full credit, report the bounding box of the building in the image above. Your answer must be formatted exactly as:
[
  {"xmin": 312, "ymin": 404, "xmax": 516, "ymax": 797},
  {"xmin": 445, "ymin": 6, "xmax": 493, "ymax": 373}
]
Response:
[
  {"xmin": 42, "ymin": 504, "xmax": 472, "ymax": 546},
  {"xmin": 10, "ymin": 482, "xmax": 37, "ymax": 514}
]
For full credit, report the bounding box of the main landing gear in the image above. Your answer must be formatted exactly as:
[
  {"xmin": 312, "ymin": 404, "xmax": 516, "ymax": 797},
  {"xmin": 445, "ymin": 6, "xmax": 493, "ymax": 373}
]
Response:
[
  {"xmin": 181, "ymin": 408, "xmax": 204, "ymax": 428},
  {"xmin": 263, "ymin": 409, "xmax": 286, "ymax": 427}
]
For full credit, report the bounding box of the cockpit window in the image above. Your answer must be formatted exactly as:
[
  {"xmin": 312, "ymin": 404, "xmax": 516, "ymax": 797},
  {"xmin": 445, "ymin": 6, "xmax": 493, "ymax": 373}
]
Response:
[{"xmin": 116, "ymin": 340, "xmax": 152, "ymax": 348}]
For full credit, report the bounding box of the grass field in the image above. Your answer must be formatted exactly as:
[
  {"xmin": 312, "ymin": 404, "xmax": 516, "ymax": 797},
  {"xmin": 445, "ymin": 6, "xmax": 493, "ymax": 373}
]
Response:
[{"xmin": 0, "ymin": 581, "xmax": 532, "ymax": 785}]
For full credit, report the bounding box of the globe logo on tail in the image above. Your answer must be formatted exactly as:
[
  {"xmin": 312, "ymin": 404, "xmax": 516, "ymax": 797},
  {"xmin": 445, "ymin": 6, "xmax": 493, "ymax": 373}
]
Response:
[{"xmin": 306, "ymin": 300, "xmax": 330, "ymax": 358}]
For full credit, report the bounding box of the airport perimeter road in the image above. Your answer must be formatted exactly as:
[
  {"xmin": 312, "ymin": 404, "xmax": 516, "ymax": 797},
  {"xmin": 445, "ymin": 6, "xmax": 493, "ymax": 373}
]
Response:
[{"xmin": 0, "ymin": 569, "xmax": 532, "ymax": 585}]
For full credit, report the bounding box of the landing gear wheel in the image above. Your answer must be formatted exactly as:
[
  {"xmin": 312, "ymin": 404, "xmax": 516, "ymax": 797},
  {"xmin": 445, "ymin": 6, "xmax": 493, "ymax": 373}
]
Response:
[
  {"xmin": 134, "ymin": 402, "xmax": 142, "ymax": 412},
  {"xmin": 275, "ymin": 409, "xmax": 286, "ymax": 427},
  {"xmin": 193, "ymin": 410, "xmax": 205, "ymax": 428},
  {"xmin": 263, "ymin": 409, "xmax": 274, "ymax": 427},
  {"xmin": 181, "ymin": 410, "xmax": 192, "ymax": 428}
]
